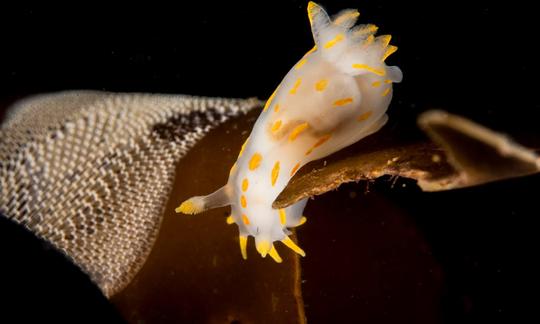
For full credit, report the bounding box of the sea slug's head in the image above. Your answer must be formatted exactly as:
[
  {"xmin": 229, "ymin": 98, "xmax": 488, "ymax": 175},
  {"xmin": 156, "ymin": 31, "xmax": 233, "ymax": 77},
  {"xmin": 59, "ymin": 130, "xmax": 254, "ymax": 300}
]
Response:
[{"xmin": 306, "ymin": 1, "xmax": 402, "ymax": 82}]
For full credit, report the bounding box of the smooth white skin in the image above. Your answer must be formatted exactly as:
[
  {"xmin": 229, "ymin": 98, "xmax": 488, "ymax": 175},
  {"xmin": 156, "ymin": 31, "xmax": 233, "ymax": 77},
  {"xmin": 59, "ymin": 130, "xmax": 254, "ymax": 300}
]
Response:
[
  {"xmin": 226, "ymin": 3, "xmax": 402, "ymax": 254},
  {"xmin": 181, "ymin": 2, "xmax": 402, "ymax": 258}
]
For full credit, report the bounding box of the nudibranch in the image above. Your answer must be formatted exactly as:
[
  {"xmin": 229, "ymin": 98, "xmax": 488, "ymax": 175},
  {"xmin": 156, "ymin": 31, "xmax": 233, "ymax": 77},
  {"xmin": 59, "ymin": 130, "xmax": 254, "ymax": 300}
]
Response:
[{"xmin": 176, "ymin": 2, "xmax": 402, "ymax": 262}]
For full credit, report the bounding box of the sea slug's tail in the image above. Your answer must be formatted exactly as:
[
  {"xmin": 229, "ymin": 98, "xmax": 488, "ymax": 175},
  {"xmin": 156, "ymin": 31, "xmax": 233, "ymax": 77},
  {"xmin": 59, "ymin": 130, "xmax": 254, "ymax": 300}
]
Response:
[{"xmin": 175, "ymin": 185, "xmax": 231, "ymax": 214}]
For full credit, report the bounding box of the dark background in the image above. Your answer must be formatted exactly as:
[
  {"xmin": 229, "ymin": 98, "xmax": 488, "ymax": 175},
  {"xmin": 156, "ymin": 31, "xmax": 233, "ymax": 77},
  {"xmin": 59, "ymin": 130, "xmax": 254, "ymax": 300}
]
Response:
[
  {"xmin": 0, "ymin": 1, "xmax": 538, "ymax": 323},
  {"xmin": 2, "ymin": 0, "xmax": 539, "ymax": 132}
]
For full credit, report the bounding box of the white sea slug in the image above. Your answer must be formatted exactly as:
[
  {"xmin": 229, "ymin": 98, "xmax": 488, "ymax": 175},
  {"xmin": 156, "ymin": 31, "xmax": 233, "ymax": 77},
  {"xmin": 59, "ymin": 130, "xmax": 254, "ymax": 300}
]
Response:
[{"xmin": 176, "ymin": 2, "xmax": 402, "ymax": 262}]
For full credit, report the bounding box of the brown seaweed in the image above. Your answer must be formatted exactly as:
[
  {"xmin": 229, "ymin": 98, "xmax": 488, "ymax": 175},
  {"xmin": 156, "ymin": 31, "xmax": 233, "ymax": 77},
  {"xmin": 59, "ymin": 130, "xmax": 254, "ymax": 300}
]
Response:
[{"xmin": 274, "ymin": 110, "xmax": 539, "ymax": 208}]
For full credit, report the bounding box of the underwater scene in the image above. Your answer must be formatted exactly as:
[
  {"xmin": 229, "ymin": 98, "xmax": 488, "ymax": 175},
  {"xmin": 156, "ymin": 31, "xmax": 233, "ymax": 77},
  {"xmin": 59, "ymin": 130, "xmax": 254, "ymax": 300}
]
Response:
[{"xmin": 1, "ymin": 1, "xmax": 537, "ymax": 323}]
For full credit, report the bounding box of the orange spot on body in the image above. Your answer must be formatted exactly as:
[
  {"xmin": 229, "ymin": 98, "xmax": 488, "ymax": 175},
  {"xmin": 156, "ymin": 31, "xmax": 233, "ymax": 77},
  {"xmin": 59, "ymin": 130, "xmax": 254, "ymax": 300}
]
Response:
[
  {"xmin": 242, "ymin": 214, "xmax": 250, "ymax": 225},
  {"xmin": 315, "ymin": 79, "xmax": 328, "ymax": 92},
  {"xmin": 372, "ymin": 81, "xmax": 381, "ymax": 87},
  {"xmin": 271, "ymin": 161, "xmax": 280, "ymax": 186},
  {"xmin": 271, "ymin": 120, "xmax": 282, "ymax": 132},
  {"xmin": 324, "ymin": 33, "xmax": 344, "ymax": 49},
  {"xmin": 289, "ymin": 123, "xmax": 309, "ymax": 141},
  {"xmin": 314, "ymin": 134, "xmax": 332, "ymax": 147},
  {"xmin": 240, "ymin": 195, "xmax": 247, "ymax": 208},
  {"xmin": 291, "ymin": 163, "xmax": 301, "ymax": 176},
  {"xmin": 289, "ymin": 78, "xmax": 302, "ymax": 94},
  {"xmin": 306, "ymin": 134, "xmax": 332, "ymax": 155},
  {"xmin": 357, "ymin": 111, "xmax": 373, "ymax": 122},
  {"xmin": 242, "ymin": 178, "xmax": 249, "ymax": 192},
  {"xmin": 333, "ymin": 97, "xmax": 354, "ymax": 107},
  {"xmin": 249, "ymin": 153, "xmax": 262, "ymax": 170},
  {"xmin": 274, "ymin": 104, "xmax": 280, "ymax": 113},
  {"xmin": 352, "ymin": 63, "xmax": 385, "ymax": 76},
  {"xmin": 382, "ymin": 88, "xmax": 391, "ymax": 97}
]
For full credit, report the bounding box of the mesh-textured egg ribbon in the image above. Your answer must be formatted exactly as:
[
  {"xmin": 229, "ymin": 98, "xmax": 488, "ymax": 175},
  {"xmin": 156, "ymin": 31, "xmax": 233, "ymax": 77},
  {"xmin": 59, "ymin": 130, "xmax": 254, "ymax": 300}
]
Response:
[{"xmin": 0, "ymin": 91, "xmax": 261, "ymax": 297}]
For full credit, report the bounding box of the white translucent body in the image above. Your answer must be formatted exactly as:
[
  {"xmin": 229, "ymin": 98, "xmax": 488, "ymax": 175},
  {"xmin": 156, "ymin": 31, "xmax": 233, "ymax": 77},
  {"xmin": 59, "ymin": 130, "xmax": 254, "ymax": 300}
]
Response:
[{"xmin": 178, "ymin": 2, "xmax": 402, "ymax": 259}]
